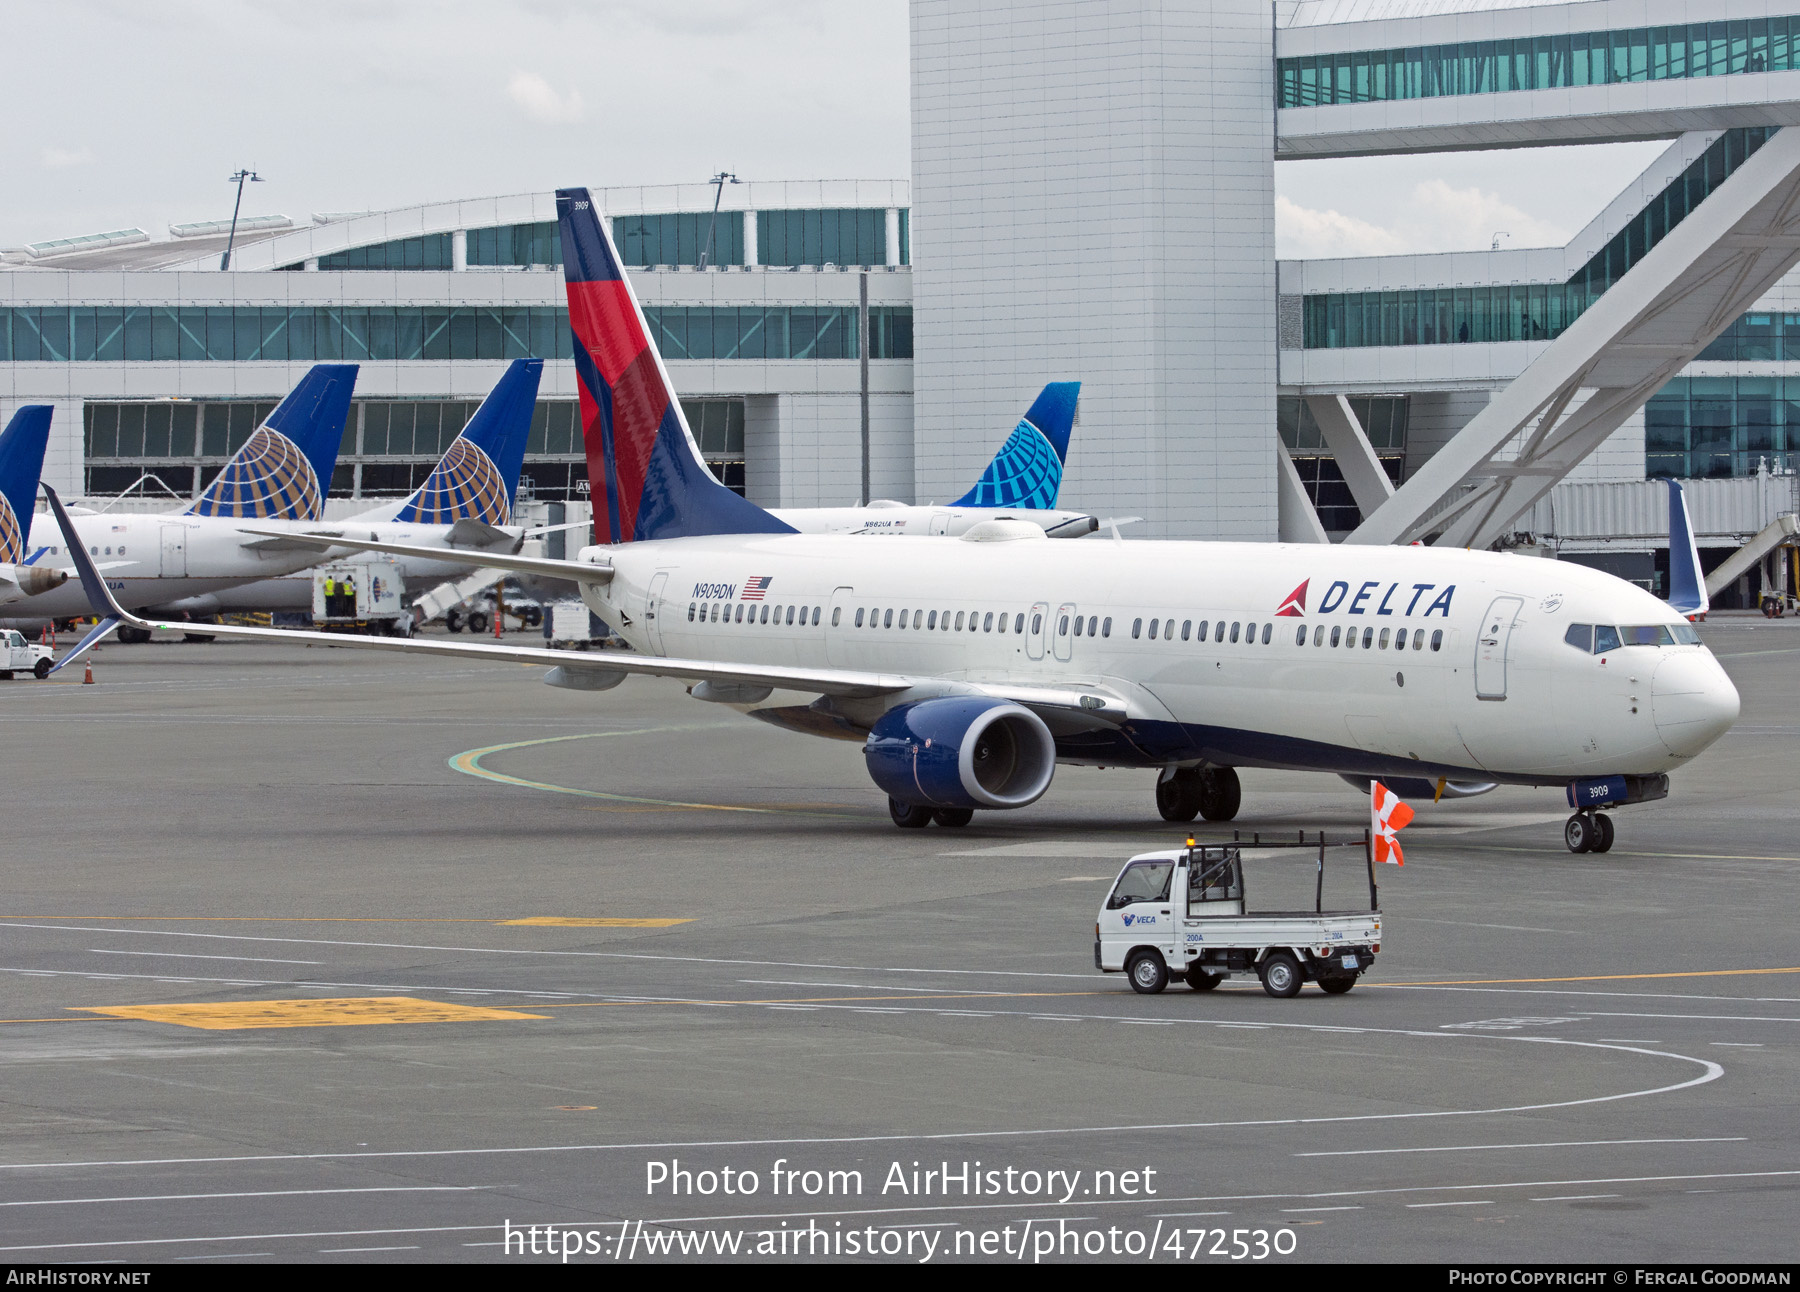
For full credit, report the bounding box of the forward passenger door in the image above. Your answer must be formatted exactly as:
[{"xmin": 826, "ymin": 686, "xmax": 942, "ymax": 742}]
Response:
[{"xmin": 1474, "ymin": 596, "xmax": 1524, "ymax": 700}]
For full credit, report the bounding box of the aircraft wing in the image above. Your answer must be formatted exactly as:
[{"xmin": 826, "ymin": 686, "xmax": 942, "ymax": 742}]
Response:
[
  {"xmin": 47, "ymin": 487, "xmax": 1129, "ymax": 719},
  {"xmin": 237, "ymin": 526, "xmax": 348, "ymax": 554},
  {"xmin": 235, "ymin": 526, "xmax": 609, "ymax": 586}
]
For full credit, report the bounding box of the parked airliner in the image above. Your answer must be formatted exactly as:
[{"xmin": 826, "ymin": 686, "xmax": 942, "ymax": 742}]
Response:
[
  {"xmin": 0, "ymin": 407, "xmax": 67, "ymax": 605},
  {"xmin": 49, "ymin": 188, "xmax": 1741, "ymax": 854}
]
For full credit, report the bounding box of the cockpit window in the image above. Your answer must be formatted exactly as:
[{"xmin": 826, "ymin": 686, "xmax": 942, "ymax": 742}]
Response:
[
  {"xmin": 1671, "ymin": 623, "xmax": 1701, "ymax": 645},
  {"xmin": 1107, "ymin": 860, "xmax": 1173, "ymax": 909},
  {"xmin": 1621, "ymin": 624, "xmax": 1675, "ymax": 647},
  {"xmin": 1564, "ymin": 624, "xmax": 1593, "ymax": 652},
  {"xmin": 1592, "ymin": 625, "xmax": 1622, "ymax": 654},
  {"xmin": 1581, "ymin": 623, "xmax": 1697, "ymax": 654}
]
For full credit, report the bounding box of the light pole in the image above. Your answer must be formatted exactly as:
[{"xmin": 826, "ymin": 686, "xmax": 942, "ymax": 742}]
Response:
[
  {"xmin": 220, "ymin": 169, "xmax": 264, "ymax": 270},
  {"xmin": 698, "ymin": 171, "xmax": 739, "ymax": 268}
]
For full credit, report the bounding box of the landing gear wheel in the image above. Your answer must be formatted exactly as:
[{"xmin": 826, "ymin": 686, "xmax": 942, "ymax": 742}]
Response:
[
  {"xmin": 466, "ymin": 610, "xmax": 490, "ymax": 634},
  {"xmin": 889, "ymin": 798, "xmax": 933, "ymax": 829},
  {"xmin": 446, "ymin": 608, "xmax": 465, "ymax": 633},
  {"xmin": 1155, "ymin": 767, "xmax": 1202, "ymax": 822},
  {"xmin": 1198, "ymin": 767, "xmax": 1242, "ymax": 822},
  {"xmin": 1592, "ymin": 812, "xmax": 1615, "ymax": 853},
  {"xmin": 1258, "ymin": 951, "xmax": 1302, "ymax": 998},
  {"xmin": 1317, "ymin": 974, "xmax": 1356, "ymax": 995},
  {"xmin": 33, "ymin": 658, "xmax": 51, "ymax": 680},
  {"xmin": 1185, "ymin": 970, "xmax": 1223, "ymax": 992},
  {"xmin": 1127, "ymin": 951, "xmax": 1169, "ymax": 995},
  {"xmin": 1564, "ymin": 813, "xmax": 1596, "ymax": 853},
  {"xmin": 931, "ymin": 807, "xmax": 974, "ymax": 827}
]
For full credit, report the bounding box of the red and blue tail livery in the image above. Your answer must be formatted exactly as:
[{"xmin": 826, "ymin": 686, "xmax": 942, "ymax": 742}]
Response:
[{"xmin": 557, "ymin": 187, "xmax": 792, "ymax": 544}]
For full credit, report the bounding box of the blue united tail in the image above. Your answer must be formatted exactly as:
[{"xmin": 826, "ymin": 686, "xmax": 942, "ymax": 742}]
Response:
[
  {"xmin": 188, "ymin": 364, "xmax": 358, "ymax": 521},
  {"xmin": 386, "ymin": 358, "xmax": 542, "ymax": 524},
  {"xmin": 952, "ymin": 382, "xmax": 1081, "ymax": 509},
  {"xmin": 1666, "ymin": 478, "xmax": 1709, "ymax": 617},
  {"xmin": 0, "ymin": 406, "xmax": 52, "ymax": 564}
]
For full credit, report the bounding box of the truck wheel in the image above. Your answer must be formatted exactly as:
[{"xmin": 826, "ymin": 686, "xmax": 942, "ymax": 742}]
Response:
[
  {"xmin": 1563, "ymin": 813, "xmax": 1595, "ymax": 853},
  {"xmin": 1155, "ymin": 767, "xmax": 1201, "ymax": 822},
  {"xmin": 522, "ymin": 605, "xmax": 543, "ymax": 628},
  {"xmin": 467, "ymin": 610, "xmax": 490, "ymax": 634},
  {"xmin": 889, "ymin": 798, "xmax": 933, "ymax": 829},
  {"xmin": 446, "ymin": 608, "xmax": 465, "ymax": 633},
  {"xmin": 33, "ymin": 658, "xmax": 51, "ymax": 680},
  {"xmin": 1127, "ymin": 951, "xmax": 1169, "ymax": 995},
  {"xmin": 1592, "ymin": 813, "xmax": 1615, "ymax": 853},
  {"xmin": 1317, "ymin": 974, "xmax": 1356, "ymax": 995},
  {"xmin": 1198, "ymin": 767, "xmax": 1241, "ymax": 822},
  {"xmin": 1259, "ymin": 951, "xmax": 1302, "ymax": 998},
  {"xmin": 1186, "ymin": 970, "xmax": 1223, "ymax": 992},
  {"xmin": 931, "ymin": 808, "xmax": 974, "ymax": 827},
  {"xmin": 0, "ymin": 671, "xmax": 12, "ymax": 680}
]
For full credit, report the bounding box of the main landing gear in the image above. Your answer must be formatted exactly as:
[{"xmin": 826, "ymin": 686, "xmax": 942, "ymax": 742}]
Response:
[
  {"xmin": 1155, "ymin": 766, "xmax": 1241, "ymax": 823},
  {"xmin": 1563, "ymin": 810, "xmax": 1615, "ymax": 854},
  {"xmin": 888, "ymin": 798, "xmax": 974, "ymax": 829}
]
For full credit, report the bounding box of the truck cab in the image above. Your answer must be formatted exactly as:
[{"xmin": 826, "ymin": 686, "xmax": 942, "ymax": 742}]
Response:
[
  {"xmin": 1, "ymin": 629, "xmax": 55, "ymax": 680},
  {"xmin": 1095, "ymin": 837, "xmax": 1382, "ymax": 998}
]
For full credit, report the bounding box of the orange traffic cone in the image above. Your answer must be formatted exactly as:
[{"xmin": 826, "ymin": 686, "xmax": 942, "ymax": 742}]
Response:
[{"xmin": 82, "ymin": 658, "xmax": 94, "ymax": 685}]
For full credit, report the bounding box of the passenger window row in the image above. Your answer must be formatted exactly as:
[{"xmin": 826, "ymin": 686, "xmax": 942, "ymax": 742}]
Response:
[
  {"xmin": 1297, "ymin": 623, "xmax": 1443, "ymax": 652},
  {"xmin": 1134, "ymin": 617, "xmax": 1276, "ymax": 645},
  {"xmin": 848, "ymin": 607, "xmax": 1024, "ymax": 633},
  {"xmin": 689, "ymin": 601, "xmax": 822, "ymax": 626}
]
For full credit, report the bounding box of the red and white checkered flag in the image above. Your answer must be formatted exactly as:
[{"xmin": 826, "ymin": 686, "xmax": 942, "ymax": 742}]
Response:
[{"xmin": 1371, "ymin": 780, "xmax": 1414, "ymax": 865}]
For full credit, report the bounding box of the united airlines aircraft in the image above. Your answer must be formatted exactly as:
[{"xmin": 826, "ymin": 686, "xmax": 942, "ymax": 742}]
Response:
[
  {"xmin": 48, "ymin": 188, "xmax": 1741, "ymax": 854},
  {"xmin": 0, "ymin": 407, "xmax": 68, "ymax": 605}
]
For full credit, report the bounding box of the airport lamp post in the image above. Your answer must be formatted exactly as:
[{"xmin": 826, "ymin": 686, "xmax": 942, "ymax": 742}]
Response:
[
  {"xmin": 220, "ymin": 169, "xmax": 264, "ymax": 271},
  {"xmin": 698, "ymin": 171, "xmax": 738, "ymax": 269}
]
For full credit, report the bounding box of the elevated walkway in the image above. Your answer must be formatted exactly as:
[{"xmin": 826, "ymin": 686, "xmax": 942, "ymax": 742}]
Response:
[{"xmin": 1346, "ymin": 126, "xmax": 1800, "ymax": 550}]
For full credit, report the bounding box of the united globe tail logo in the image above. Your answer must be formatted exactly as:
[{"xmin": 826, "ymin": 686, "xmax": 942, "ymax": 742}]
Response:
[
  {"xmin": 0, "ymin": 495, "xmax": 21, "ymax": 565},
  {"xmin": 192, "ymin": 428, "xmax": 323, "ymax": 521},
  {"xmin": 397, "ymin": 439, "xmax": 511, "ymax": 525}
]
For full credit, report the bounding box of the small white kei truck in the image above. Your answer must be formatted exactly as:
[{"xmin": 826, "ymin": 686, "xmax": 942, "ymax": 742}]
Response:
[{"xmin": 1096, "ymin": 832, "xmax": 1382, "ymax": 998}]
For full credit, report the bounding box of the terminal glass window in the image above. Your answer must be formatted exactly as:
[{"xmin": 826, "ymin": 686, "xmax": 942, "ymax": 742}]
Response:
[
  {"xmin": 1645, "ymin": 376, "xmax": 1799, "ymax": 477},
  {"xmin": 318, "ymin": 234, "xmax": 453, "ymax": 270},
  {"xmin": 466, "ymin": 221, "xmax": 561, "ymax": 267},
  {"xmin": 757, "ymin": 209, "xmax": 888, "ymax": 267},
  {"xmin": 1277, "ymin": 395, "xmax": 1407, "ymax": 531},
  {"xmin": 1300, "ymin": 129, "xmax": 1777, "ymax": 351},
  {"xmin": 680, "ymin": 399, "xmax": 747, "ymax": 495},
  {"xmin": 615, "ymin": 212, "xmax": 743, "ymax": 267},
  {"xmin": 1278, "ymin": 18, "xmax": 1800, "ymax": 108}
]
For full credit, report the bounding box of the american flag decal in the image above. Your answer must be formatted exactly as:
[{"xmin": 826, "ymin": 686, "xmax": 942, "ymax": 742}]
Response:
[{"xmin": 741, "ymin": 576, "xmax": 772, "ymax": 601}]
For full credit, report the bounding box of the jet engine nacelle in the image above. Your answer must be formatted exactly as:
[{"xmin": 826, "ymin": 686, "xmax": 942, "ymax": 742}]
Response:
[
  {"xmin": 1338, "ymin": 774, "xmax": 1497, "ymax": 801},
  {"xmin": 0, "ymin": 563, "xmax": 67, "ymax": 603},
  {"xmin": 864, "ymin": 697, "xmax": 1056, "ymax": 810}
]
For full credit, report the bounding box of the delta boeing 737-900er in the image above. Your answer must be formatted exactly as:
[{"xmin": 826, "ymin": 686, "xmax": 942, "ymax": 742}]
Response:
[{"xmin": 46, "ymin": 187, "xmax": 1741, "ymax": 854}]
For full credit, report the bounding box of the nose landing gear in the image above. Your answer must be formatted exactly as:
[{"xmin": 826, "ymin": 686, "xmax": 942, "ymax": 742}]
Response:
[{"xmin": 1563, "ymin": 810, "xmax": 1615, "ymax": 854}]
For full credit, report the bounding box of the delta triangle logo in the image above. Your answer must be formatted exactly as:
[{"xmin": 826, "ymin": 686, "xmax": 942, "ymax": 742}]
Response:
[
  {"xmin": 1275, "ymin": 578, "xmax": 1309, "ymax": 618},
  {"xmin": 1371, "ymin": 780, "xmax": 1414, "ymax": 866}
]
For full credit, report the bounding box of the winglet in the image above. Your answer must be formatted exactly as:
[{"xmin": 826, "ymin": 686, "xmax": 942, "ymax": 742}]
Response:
[
  {"xmin": 952, "ymin": 382, "xmax": 1081, "ymax": 509},
  {"xmin": 42, "ymin": 484, "xmax": 152, "ymax": 628},
  {"xmin": 48, "ymin": 615, "xmax": 120, "ymax": 674},
  {"xmin": 1666, "ymin": 478, "xmax": 1709, "ymax": 618}
]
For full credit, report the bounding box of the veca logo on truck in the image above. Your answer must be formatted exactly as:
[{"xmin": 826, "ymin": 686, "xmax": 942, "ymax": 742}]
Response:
[{"xmin": 1121, "ymin": 915, "xmax": 1156, "ymax": 927}]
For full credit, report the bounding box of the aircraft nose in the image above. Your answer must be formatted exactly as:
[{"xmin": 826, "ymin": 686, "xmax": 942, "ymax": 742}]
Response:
[{"xmin": 1651, "ymin": 650, "xmax": 1740, "ymax": 758}]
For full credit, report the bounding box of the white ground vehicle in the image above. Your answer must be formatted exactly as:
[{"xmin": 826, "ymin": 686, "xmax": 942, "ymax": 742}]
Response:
[
  {"xmin": 312, "ymin": 560, "xmax": 408, "ymax": 636},
  {"xmin": 1095, "ymin": 833, "xmax": 1382, "ymax": 998},
  {"xmin": 1, "ymin": 628, "xmax": 55, "ymax": 680}
]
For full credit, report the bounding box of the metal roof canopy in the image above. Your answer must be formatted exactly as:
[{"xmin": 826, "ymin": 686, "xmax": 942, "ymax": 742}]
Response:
[{"xmin": 1347, "ymin": 125, "xmax": 1800, "ymax": 551}]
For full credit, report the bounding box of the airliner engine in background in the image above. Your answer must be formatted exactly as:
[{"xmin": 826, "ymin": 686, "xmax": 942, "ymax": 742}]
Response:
[
  {"xmin": 0, "ymin": 407, "xmax": 67, "ymax": 605},
  {"xmin": 51, "ymin": 187, "xmax": 1743, "ymax": 855},
  {"xmin": 767, "ymin": 382, "xmax": 1098, "ymax": 539}
]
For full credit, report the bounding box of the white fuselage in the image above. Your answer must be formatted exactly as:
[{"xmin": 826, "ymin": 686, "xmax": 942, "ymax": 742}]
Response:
[
  {"xmin": 4, "ymin": 510, "xmax": 520, "ymax": 622},
  {"xmin": 574, "ymin": 532, "xmax": 1739, "ymax": 784},
  {"xmin": 769, "ymin": 503, "xmax": 1096, "ymax": 539}
]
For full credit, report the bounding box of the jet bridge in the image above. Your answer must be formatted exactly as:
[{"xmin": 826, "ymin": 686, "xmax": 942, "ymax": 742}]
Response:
[{"xmin": 1346, "ymin": 126, "xmax": 1800, "ymax": 552}]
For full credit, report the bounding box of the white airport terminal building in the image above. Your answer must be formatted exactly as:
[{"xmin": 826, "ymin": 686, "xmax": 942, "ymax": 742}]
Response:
[{"xmin": 4, "ymin": 0, "xmax": 1800, "ymax": 603}]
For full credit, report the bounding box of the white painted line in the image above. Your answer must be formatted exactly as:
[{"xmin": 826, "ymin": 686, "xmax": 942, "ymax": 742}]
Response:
[
  {"xmin": 1578, "ymin": 1010, "xmax": 1800, "ymax": 1023},
  {"xmin": 320, "ymin": 1246, "xmax": 419, "ymax": 1253},
  {"xmin": 0, "ymin": 1225, "xmax": 493, "ymax": 1254},
  {"xmin": 740, "ymin": 979, "xmax": 1005, "ymax": 995},
  {"xmin": 0, "ymin": 1186, "xmax": 494, "ymax": 1208},
  {"xmin": 1711, "ymin": 1042, "xmax": 1765, "ymax": 1047},
  {"xmin": 1532, "ymin": 1194, "xmax": 1621, "ymax": 1202},
  {"xmin": 1282, "ymin": 1206, "xmax": 1362, "ymax": 1213},
  {"xmin": 1150, "ymin": 1212, "xmax": 1230, "ymax": 1219},
  {"xmin": 1296, "ymin": 1137, "xmax": 1744, "ymax": 1158},
  {"xmin": 1119, "ymin": 1020, "xmax": 1174, "ymax": 1026},
  {"xmin": 174, "ymin": 1253, "xmax": 274, "ymax": 1261},
  {"xmin": 89, "ymin": 950, "xmax": 325, "ymax": 965},
  {"xmin": 1406, "ymin": 1200, "xmax": 1494, "ymax": 1208}
]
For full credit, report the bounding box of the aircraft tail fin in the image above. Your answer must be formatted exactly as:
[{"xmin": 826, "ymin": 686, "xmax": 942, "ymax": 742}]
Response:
[
  {"xmin": 188, "ymin": 363, "xmax": 358, "ymax": 521},
  {"xmin": 389, "ymin": 358, "xmax": 543, "ymax": 524},
  {"xmin": 556, "ymin": 187, "xmax": 792, "ymax": 543},
  {"xmin": 951, "ymin": 381, "xmax": 1081, "ymax": 509},
  {"xmin": 0, "ymin": 406, "xmax": 53, "ymax": 564},
  {"xmin": 1666, "ymin": 478, "xmax": 1709, "ymax": 618}
]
